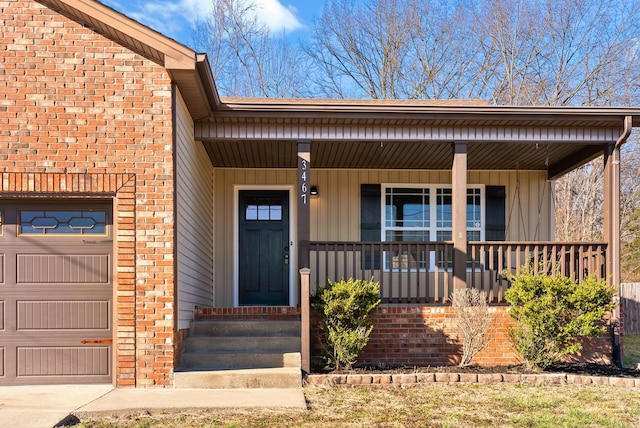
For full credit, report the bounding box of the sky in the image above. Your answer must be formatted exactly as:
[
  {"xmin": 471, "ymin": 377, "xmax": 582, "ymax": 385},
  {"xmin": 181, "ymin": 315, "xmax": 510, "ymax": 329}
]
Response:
[{"xmin": 100, "ymin": 0, "xmax": 321, "ymax": 48}]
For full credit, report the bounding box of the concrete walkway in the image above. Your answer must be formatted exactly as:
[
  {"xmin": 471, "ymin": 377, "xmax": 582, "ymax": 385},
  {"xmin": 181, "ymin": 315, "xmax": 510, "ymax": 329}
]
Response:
[{"xmin": 0, "ymin": 385, "xmax": 306, "ymax": 428}]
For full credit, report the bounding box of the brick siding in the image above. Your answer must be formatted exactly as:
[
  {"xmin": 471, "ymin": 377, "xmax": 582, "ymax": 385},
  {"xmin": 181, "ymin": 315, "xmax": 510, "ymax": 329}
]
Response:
[{"xmin": 1, "ymin": 2, "xmax": 176, "ymax": 387}]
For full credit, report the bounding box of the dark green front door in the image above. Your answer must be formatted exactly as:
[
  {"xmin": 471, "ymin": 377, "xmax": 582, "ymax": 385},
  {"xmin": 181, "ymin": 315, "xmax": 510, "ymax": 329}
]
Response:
[{"xmin": 239, "ymin": 190, "xmax": 290, "ymax": 305}]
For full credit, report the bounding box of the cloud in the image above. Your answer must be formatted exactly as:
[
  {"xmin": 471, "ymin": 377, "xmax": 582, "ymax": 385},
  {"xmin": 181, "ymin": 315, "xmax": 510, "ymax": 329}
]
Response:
[
  {"xmin": 123, "ymin": 0, "xmax": 302, "ymax": 39},
  {"xmin": 253, "ymin": 0, "xmax": 303, "ymax": 33}
]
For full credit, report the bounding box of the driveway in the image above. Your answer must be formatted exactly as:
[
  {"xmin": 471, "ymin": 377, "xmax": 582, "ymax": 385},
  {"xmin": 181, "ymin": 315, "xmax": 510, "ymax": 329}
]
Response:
[
  {"xmin": 0, "ymin": 385, "xmax": 306, "ymax": 428},
  {"xmin": 0, "ymin": 384, "xmax": 113, "ymax": 428}
]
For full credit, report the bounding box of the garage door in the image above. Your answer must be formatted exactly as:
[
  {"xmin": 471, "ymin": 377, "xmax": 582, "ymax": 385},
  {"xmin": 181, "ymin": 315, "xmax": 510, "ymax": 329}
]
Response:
[{"xmin": 0, "ymin": 201, "xmax": 113, "ymax": 385}]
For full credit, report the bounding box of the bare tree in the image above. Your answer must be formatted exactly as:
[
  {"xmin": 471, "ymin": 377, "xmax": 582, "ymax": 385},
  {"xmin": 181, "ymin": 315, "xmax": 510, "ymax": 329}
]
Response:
[
  {"xmin": 306, "ymin": 0, "xmax": 640, "ymax": 104},
  {"xmin": 191, "ymin": 0, "xmax": 309, "ymax": 97},
  {"xmin": 303, "ymin": 0, "xmax": 417, "ymax": 99}
]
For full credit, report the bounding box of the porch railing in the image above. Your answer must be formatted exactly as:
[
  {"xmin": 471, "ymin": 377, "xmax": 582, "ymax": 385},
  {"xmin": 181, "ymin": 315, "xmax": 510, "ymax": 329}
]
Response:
[{"xmin": 309, "ymin": 241, "xmax": 607, "ymax": 304}]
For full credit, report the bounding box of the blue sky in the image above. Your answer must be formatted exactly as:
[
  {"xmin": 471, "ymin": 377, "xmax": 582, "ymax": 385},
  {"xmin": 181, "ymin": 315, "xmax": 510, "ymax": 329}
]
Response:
[{"xmin": 100, "ymin": 0, "xmax": 321, "ymax": 48}]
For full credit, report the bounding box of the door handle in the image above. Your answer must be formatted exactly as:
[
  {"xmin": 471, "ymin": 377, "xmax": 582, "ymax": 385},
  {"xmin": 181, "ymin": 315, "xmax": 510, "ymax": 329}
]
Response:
[{"xmin": 284, "ymin": 254, "xmax": 289, "ymax": 265}]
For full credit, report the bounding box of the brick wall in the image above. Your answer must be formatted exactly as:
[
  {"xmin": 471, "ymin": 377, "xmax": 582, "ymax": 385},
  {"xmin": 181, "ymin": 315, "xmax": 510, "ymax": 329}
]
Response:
[
  {"xmin": 312, "ymin": 305, "xmax": 614, "ymax": 369},
  {"xmin": 1, "ymin": 2, "xmax": 176, "ymax": 387}
]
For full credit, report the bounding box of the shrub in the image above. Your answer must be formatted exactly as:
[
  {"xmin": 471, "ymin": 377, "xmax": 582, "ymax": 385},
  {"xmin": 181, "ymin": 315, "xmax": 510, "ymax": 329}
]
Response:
[
  {"xmin": 450, "ymin": 288, "xmax": 490, "ymax": 367},
  {"xmin": 504, "ymin": 264, "xmax": 615, "ymax": 369},
  {"xmin": 312, "ymin": 277, "xmax": 380, "ymax": 370}
]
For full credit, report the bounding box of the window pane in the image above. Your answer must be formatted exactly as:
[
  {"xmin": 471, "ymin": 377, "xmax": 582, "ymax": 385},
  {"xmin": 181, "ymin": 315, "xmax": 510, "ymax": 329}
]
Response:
[
  {"xmin": 258, "ymin": 205, "xmax": 270, "ymax": 220},
  {"xmin": 436, "ymin": 230, "xmax": 452, "ymax": 241},
  {"xmin": 467, "ymin": 230, "xmax": 480, "ymax": 241},
  {"xmin": 437, "ymin": 188, "xmax": 452, "ymax": 227},
  {"xmin": 467, "ymin": 188, "xmax": 481, "ymax": 228},
  {"xmin": 246, "ymin": 205, "xmax": 258, "ymax": 220},
  {"xmin": 385, "ymin": 188, "xmax": 429, "ymax": 228},
  {"xmin": 270, "ymin": 205, "xmax": 282, "ymax": 220}
]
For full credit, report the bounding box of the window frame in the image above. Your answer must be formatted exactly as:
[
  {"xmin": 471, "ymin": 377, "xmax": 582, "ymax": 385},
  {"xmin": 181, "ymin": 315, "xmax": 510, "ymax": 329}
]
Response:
[{"xmin": 381, "ymin": 183, "xmax": 485, "ymax": 272}]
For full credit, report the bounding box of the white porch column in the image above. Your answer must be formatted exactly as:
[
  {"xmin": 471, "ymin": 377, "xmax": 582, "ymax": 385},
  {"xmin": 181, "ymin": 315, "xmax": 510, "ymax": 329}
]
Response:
[{"xmin": 452, "ymin": 141, "xmax": 468, "ymax": 290}]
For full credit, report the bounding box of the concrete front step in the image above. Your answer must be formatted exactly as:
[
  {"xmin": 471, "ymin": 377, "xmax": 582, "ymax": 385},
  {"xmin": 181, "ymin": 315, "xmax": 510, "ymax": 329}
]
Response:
[
  {"xmin": 189, "ymin": 320, "xmax": 300, "ymax": 337},
  {"xmin": 180, "ymin": 351, "xmax": 301, "ymax": 371},
  {"xmin": 174, "ymin": 367, "xmax": 302, "ymax": 389},
  {"xmin": 184, "ymin": 336, "xmax": 301, "ymax": 353}
]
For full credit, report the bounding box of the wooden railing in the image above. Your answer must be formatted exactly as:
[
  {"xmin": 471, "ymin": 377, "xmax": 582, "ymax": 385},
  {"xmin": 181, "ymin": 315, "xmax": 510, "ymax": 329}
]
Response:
[
  {"xmin": 467, "ymin": 242, "xmax": 607, "ymax": 302},
  {"xmin": 310, "ymin": 241, "xmax": 453, "ymax": 304},
  {"xmin": 309, "ymin": 241, "xmax": 607, "ymax": 304}
]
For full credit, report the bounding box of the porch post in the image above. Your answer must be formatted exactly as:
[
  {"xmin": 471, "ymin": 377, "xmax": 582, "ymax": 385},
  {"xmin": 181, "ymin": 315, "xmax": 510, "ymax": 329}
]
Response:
[
  {"xmin": 452, "ymin": 141, "xmax": 468, "ymax": 290},
  {"xmin": 603, "ymin": 142, "xmax": 621, "ymax": 287},
  {"xmin": 299, "ymin": 268, "xmax": 311, "ymax": 374},
  {"xmin": 604, "ymin": 142, "xmax": 622, "ymax": 366},
  {"xmin": 297, "ymin": 140, "xmax": 311, "ymax": 271},
  {"xmin": 297, "ymin": 141, "xmax": 311, "ymax": 375}
]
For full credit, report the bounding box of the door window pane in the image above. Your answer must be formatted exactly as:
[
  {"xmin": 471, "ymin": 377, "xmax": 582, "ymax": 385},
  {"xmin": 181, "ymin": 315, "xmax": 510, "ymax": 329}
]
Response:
[{"xmin": 245, "ymin": 200, "xmax": 283, "ymax": 221}]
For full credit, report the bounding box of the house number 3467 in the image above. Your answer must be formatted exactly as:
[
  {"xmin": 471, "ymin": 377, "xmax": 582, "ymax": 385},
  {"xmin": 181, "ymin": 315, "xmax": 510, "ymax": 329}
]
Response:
[{"xmin": 300, "ymin": 159, "xmax": 308, "ymax": 204}]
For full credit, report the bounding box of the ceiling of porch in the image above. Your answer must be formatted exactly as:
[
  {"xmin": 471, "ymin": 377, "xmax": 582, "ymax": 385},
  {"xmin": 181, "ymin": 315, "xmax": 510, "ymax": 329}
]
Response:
[
  {"xmin": 202, "ymin": 139, "xmax": 603, "ymax": 176},
  {"xmin": 196, "ymin": 99, "xmax": 640, "ymax": 179}
]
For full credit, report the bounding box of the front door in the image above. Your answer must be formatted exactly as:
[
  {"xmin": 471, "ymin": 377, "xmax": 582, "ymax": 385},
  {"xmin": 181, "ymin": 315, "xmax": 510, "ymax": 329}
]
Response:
[{"xmin": 239, "ymin": 190, "xmax": 290, "ymax": 305}]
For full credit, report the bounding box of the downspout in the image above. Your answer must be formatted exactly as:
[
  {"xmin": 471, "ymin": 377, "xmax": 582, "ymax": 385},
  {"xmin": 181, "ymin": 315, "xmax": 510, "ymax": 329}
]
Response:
[
  {"xmin": 611, "ymin": 115, "xmax": 632, "ymax": 368},
  {"xmin": 615, "ymin": 115, "xmax": 633, "ymax": 149}
]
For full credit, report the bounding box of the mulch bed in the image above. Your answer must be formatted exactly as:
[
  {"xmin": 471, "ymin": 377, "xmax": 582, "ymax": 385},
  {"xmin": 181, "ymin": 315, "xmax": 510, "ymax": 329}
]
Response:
[{"xmin": 319, "ymin": 362, "xmax": 640, "ymax": 379}]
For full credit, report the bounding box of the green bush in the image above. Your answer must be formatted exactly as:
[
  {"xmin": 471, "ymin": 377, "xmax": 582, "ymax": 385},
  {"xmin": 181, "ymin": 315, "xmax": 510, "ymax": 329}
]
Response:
[
  {"xmin": 504, "ymin": 264, "xmax": 615, "ymax": 369},
  {"xmin": 312, "ymin": 277, "xmax": 380, "ymax": 370}
]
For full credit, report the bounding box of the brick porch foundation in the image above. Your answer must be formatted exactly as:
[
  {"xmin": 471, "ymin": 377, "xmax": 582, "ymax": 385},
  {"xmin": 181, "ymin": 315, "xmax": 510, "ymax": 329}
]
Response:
[{"xmin": 312, "ymin": 305, "xmax": 613, "ymax": 369}]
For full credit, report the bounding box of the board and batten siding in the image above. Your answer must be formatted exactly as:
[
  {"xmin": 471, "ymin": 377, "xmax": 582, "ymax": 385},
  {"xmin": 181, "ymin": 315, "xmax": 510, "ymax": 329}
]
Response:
[
  {"xmin": 175, "ymin": 90, "xmax": 214, "ymax": 329},
  {"xmin": 213, "ymin": 168, "xmax": 552, "ymax": 307}
]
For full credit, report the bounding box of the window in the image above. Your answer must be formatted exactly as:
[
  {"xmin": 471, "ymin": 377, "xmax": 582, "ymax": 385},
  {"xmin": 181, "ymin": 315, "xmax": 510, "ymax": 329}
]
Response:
[
  {"xmin": 20, "ymin": 210, "xmax": 107, "ymax": 235},
  {"xmin": 382, "ymin": 185, "xmax": 484, "ymax": 270},
  {"xmin": 245, "ymin": 201, "xmax": 282, "ymax": 221}
]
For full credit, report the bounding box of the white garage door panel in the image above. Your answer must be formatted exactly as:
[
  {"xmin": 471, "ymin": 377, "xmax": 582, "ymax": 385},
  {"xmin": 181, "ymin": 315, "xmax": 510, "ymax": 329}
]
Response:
[{"xmin": 0, "ymin": 202, "xmax": 113, "ymax": 386}]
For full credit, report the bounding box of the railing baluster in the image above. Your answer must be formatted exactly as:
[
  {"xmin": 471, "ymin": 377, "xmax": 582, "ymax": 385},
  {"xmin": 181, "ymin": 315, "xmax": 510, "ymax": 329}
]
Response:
[
  {"xmin": 443, "ymin": 242, "xmax": 450, "ymax": 303},
  {"xmin": 480, "ymin": 243, "xmax": 486, "ymax": 297}
]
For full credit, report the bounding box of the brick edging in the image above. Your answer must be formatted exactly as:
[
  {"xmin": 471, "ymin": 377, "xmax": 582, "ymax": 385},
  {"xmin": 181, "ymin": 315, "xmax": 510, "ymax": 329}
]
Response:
[{"xmin": 305, "ymin": 372, "xmax": 638, "ymax": 387}]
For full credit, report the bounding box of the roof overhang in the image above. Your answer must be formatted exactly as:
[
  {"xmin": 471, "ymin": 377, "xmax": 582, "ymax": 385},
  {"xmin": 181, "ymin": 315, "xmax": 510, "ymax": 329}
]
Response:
[
  {"xmin": 37, "ymin": 0, "xmax": 220, "ymax": 120},
  {"xmin": 196, "ymin": 99, "xmax": 640, "ymax": 179}
]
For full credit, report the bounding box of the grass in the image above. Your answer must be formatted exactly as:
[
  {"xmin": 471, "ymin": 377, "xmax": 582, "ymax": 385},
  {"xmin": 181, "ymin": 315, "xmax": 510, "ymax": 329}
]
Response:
[
  {"xmin": 78, "ymin": 383, "xmax": 640, "ymax": 428},
  {"xmin": 623, "ymin": 334, "xmax": 640, "ymax": 368}
]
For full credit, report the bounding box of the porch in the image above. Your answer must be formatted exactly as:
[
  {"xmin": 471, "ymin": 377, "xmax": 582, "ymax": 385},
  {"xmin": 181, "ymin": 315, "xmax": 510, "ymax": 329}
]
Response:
[{"xmin": 191, "ymin": 100, "xmax": 639, "ymax": 374}]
